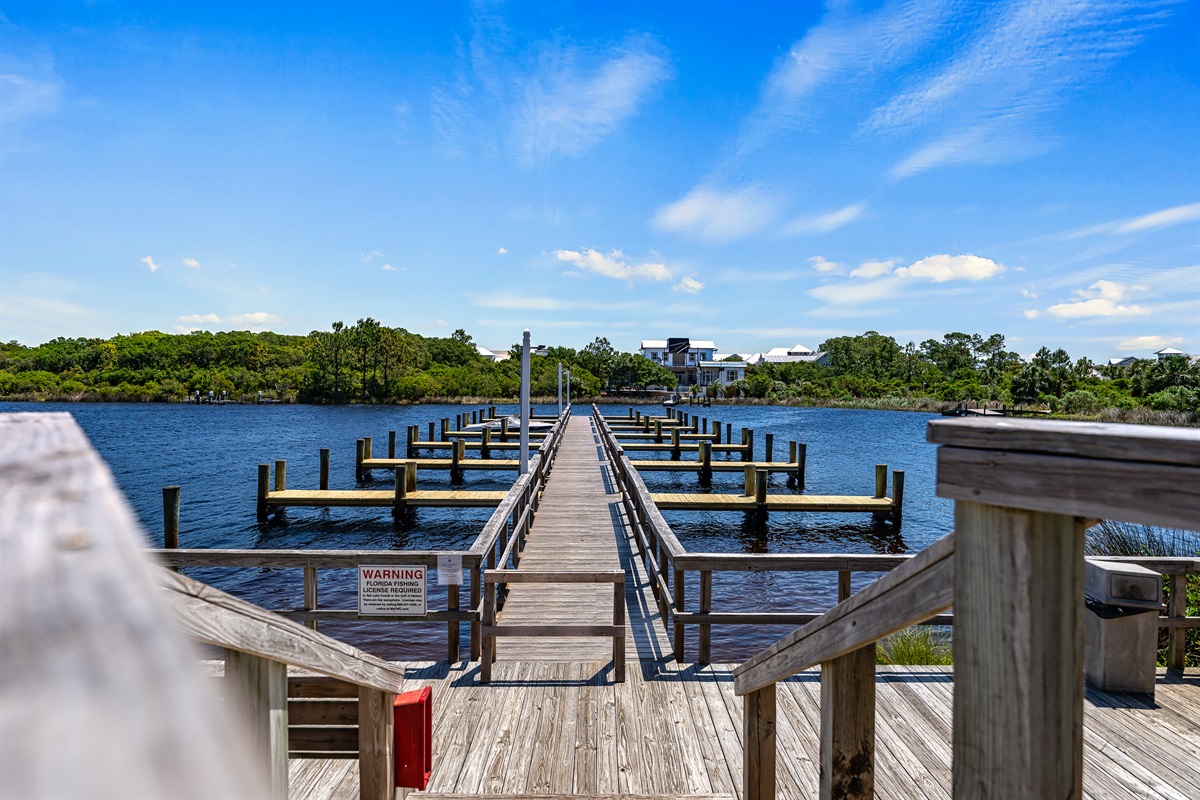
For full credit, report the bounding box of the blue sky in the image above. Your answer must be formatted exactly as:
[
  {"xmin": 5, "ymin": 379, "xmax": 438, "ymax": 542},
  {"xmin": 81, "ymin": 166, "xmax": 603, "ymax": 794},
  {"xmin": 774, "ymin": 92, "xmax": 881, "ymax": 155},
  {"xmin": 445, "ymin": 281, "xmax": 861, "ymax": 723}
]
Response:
[{"xmin": 2, "ymin": 0, "xmax": 1198, "ymax": 361}]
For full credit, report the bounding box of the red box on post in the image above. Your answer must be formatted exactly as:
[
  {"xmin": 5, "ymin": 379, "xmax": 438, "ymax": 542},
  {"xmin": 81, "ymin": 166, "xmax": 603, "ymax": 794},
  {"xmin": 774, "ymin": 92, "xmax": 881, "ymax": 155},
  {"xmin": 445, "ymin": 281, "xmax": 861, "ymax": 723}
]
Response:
[{"xmin": 394, "ymin": 686, "xmax": 432, "ymax": 790}]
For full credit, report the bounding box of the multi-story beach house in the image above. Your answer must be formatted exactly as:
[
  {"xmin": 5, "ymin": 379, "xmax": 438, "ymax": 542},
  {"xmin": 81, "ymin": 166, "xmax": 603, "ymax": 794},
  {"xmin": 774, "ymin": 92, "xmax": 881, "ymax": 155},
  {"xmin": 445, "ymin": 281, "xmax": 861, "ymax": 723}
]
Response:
[{"xmin": 639, "ymin": 338, "xmax": 716, "ymax": 388}]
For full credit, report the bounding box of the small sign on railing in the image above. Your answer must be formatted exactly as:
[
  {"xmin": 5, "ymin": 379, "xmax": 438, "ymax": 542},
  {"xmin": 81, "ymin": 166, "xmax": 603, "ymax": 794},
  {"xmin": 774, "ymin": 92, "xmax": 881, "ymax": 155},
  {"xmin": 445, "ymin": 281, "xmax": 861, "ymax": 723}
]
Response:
[
  {"xmin": 358, "ymin": 565, "xmax": 427, "ymax": 616},
  {"xmin": 437, "ymin": 554, "xmax": 462, "ymax": 585}
]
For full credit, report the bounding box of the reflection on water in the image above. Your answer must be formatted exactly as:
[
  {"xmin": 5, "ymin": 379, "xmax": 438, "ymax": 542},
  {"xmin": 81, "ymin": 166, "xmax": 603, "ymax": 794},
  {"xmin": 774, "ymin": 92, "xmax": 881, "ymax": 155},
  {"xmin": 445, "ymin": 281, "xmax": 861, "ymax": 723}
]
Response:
[{"xmin": 2, "ymin": 400, "xmax": 952, "ymax": 662}]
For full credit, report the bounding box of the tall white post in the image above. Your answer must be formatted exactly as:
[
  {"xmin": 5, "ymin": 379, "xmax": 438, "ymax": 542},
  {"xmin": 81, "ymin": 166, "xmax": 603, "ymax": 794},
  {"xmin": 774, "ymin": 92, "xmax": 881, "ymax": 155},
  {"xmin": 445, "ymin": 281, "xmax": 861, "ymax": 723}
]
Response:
[
  {"xmin": 520, "ymin": 330, "xmax": 530, "ymax": 475},
  {"xmin": 566, "ymin": 371, "xmax": 571, "ymax": 409},
  {"xmin": 557, "ymin": 362, "xmax": 563, "ymax": 418}
]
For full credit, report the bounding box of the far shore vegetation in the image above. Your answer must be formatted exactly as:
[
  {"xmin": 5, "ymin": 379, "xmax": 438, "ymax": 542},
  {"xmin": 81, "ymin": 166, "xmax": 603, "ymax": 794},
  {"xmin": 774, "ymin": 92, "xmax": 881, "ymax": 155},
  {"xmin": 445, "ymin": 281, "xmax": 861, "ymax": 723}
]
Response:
[{"xmin": 1, "ymin": 322, "xmax": 1196, "ymax": 424}]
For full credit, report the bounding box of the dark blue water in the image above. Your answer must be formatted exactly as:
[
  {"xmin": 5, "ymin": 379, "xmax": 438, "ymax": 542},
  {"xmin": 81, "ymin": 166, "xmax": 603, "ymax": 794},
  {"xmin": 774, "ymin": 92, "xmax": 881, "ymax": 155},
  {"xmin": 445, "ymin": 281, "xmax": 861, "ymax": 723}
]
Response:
[{"xmin": 3, "ymin": 401, "xmax": 951, "ymax": 661}]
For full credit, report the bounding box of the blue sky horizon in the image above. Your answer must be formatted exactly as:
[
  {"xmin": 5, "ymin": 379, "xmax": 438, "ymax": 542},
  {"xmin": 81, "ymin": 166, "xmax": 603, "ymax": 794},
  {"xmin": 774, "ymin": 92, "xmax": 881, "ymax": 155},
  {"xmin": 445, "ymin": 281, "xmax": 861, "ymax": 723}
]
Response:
[{"xmin": 2, "ymin": 0, "xmax": 1198, "ymax": 362}]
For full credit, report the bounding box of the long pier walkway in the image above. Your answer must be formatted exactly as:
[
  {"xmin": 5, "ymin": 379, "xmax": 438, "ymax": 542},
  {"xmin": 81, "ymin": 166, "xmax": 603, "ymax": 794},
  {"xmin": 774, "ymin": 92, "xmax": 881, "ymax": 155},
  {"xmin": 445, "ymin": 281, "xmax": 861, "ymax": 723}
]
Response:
[{"xmin": 494, "ymin": 412, "xmax": 672, "ymax": 663}]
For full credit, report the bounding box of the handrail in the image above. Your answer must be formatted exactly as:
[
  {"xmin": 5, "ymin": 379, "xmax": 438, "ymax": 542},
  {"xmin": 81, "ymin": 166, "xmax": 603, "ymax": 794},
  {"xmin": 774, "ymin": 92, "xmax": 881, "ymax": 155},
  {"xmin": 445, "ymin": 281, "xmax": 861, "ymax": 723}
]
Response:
[
  {"xmin": 1, "ymin": 412, "xmax": 269, "ymax": 799},
  {"xmin": 732, "ymin": 534, "xmax": 955, "ymax": 696},
  {"xmin": 159, "ymin": 568, "xmax": 406, "ymax": 693}
]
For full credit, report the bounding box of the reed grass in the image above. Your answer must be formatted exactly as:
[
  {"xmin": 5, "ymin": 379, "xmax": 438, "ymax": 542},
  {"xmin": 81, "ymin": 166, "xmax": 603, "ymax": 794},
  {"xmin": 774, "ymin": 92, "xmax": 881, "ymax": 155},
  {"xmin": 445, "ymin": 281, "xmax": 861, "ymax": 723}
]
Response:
[{"xmin": 876, "ymin": 626, "xmax": 953, "ymax": 666}]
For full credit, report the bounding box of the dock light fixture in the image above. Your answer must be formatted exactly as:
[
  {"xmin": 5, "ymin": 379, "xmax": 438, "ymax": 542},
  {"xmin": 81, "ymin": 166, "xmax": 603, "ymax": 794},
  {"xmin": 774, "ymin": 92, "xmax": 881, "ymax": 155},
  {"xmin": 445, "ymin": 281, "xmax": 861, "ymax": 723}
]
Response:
[{"xmin": 520, "ymin": 330, "xmax": 530, "ymax": 475}]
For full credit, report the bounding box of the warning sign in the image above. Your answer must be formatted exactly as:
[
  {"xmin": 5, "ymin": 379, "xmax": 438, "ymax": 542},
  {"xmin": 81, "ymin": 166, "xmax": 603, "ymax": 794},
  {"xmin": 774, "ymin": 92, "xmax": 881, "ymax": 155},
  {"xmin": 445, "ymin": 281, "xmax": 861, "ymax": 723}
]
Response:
[{"xmin": 358, "ymin": 565, "xmax": 427, "ymax": 616}]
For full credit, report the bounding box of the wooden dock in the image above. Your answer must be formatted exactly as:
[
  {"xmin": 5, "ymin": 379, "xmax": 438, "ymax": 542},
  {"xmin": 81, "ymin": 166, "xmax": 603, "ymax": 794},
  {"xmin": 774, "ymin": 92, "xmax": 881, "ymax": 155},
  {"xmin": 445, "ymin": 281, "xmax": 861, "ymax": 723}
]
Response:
[
  {"xmin": 263, "ymin": 489, "xmax": 508, "ymax": 509},
  {"xmin": 288, "ymin": 664, "xmax": 1200, "ymax": 800},
  {"xmin": 361, "ymin": 458, "xmax": 520, "ymax": 471},
  {"xmin": 651, "ymin": 492, "xmax": 895, "ymax": 513}
]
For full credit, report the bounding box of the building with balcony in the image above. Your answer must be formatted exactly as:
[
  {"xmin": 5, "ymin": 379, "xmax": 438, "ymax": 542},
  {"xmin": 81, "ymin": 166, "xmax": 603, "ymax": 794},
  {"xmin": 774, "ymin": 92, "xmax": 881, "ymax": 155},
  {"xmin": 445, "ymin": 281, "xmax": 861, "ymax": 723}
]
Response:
[{"xmin": 639, "ymin": 338, "xmax": 717, "ymax": 387}]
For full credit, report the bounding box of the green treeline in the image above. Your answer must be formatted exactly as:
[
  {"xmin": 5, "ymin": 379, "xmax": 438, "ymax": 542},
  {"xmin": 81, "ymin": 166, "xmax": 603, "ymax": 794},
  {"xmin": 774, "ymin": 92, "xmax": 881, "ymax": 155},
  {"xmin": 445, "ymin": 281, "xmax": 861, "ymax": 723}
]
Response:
[
  {"xmin": 0, "ymin": 324, "xmax": 1196, "ymax": 415},
  {"xmin": 0, "ymin": 321, "xmax": 674, "ymax": 403},
  {"xmin": 729, "ymin": 331, "xmax": 1198, "ymax": 415}
]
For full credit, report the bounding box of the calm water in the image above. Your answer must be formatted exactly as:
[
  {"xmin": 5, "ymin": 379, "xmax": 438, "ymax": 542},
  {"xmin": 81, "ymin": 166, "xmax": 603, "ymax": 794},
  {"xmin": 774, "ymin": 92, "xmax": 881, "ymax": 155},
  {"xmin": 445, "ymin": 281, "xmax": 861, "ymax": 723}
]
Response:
[{"xmin": 3, "ymin": 401, "xmax": 952, "ymax": 661}]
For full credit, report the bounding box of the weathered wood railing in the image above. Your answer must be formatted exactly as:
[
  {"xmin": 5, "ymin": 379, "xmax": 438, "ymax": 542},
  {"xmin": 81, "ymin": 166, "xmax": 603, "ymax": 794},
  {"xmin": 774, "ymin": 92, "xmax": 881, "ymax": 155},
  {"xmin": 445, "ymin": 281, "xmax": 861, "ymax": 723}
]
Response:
[
  {"xmin": 730, "ymin": 417, "xmax": 1199, "ymax": 800},
  {"xmin": 480, "ymin": 570, "xmax": 626, "ymax": 684},
  {"xmin": 0, "ymin": 411, "xmax": 405, "ymax": 800}
]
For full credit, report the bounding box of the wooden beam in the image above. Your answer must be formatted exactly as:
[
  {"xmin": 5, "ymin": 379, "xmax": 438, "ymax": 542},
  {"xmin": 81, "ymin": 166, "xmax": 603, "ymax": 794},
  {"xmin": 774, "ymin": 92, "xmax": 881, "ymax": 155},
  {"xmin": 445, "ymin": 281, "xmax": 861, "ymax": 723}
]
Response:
[
  {"xmin": 952, "ymin": 501, "xmax": 1083, "ymax": 799},
  {"xmin": 820, "ymin": 644, "xmax": 875, "ymax": 800},
  {"xmin": 225, "ymin": 650, "xmax": 288, "ymax": 800},
  {"xmin": 358, "ymin": 686, "xmax": 396, "ymax": 800},
  {"xmin": 743, "ymin": 683, "xmax": 776, "ymax": 800}
]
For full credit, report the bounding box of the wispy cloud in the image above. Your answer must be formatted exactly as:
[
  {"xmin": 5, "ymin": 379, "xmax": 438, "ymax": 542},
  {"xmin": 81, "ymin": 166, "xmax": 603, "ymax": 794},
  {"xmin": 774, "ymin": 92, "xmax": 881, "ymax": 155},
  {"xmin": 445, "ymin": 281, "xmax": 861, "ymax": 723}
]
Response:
[
  {"xmin": 361, "ymin": 250, "xmax": 384, "ymax": 264},
  {"xmin": 850, "ymin": 259, "xmax": 899, "ymax": 279},
  {"xmin": 513, "ymin": 37, "xmax": 672, "ymax": 162},
  {"xmin": 183, "ymin": 258, "xmax": 201, "ymax": 269},
  {"xmin": 875, "ymin": 1, "xmax": 1166, "ymax": 178},
  {"xmin": 555, "ymin": 248, "xmax": 672, "ymax": 284},
  {"xmin": 673, "ymin": 276, "xmax": 705, "ymax": 294},
  {"xmin": 652, "ymin": 185, "xmax": 781, "ymax": 243},
  {"xmin": 1064, "ymin": 202, "xmax": 1200, "ymax": 238},
  {"xmin": 782, "ymin": 203, "xmax": 866, "ymax": 235},
  {"xmin": 808, "ymin": 256, "xmax": 844, "ymax": 274},
  {"xmin": 381, "ymin": 264, "xmax": 396, "ymax": 271},
  {"xmin": 497, "ymin": 247, "xmax": 507, "ymax": 254},
  {"xmin": 176, "ymin": 312, "xmax": 284, "ymax": 331},
  {"xmin": 140, "ymin": 256, "xmax": 161, "ymax": 273},
  {"xmin": 0, "ymin": 28, "xmax": 64, "ymax": 155}
]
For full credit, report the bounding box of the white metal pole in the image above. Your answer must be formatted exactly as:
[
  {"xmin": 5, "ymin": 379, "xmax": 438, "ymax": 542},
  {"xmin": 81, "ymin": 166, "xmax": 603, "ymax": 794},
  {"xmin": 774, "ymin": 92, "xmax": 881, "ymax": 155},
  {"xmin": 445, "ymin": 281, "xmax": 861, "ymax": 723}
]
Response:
[
  {"xmin": 566, "ymin": 371, "xmax": 571, "ymax": 410},
  {"xmin": 520, "ymin": 329, "xmax": 530, "ymax": 475},
  {"xmin": 557, "ymin": 362, "xmax": 562, "ymax": 418}
]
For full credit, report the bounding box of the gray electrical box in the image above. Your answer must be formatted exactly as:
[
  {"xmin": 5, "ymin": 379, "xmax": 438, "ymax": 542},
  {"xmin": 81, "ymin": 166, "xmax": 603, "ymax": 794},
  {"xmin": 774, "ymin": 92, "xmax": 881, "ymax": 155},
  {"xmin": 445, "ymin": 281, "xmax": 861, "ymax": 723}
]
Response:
[{"xmin": 1084, "ymin": 559, "xmax": 1162, "ymax": 695}]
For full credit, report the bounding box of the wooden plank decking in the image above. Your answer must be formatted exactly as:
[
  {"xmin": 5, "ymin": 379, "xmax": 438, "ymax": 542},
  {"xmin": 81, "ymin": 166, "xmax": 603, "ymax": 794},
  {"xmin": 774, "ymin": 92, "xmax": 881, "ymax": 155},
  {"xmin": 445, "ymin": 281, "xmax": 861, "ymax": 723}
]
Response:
[
  {"xmin": 491, "ymin": 414, "xmax": 672, "ymax": 663},
  {"xmin": 361, "ymin": 458, "xmax": 520, "ymax": 471},
  {"xmin": 651, "ymin": 493, "xmax": 894, "ymax": 513},
  {"xmin": 289, "ymin": 664, "xmax": 1200, "ymax": 800}
]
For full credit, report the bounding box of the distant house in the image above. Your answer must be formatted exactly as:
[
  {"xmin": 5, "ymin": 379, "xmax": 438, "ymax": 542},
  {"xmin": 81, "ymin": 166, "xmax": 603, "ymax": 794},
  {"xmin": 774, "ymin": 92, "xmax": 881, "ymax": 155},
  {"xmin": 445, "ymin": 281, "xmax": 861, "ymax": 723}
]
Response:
[
  {"xmin": 1107, "ymin": 356, "xmax": 1138, "ymax": 368},
  {"xmin": 698, "ymin": 360, "xmax": 746, "ymax": 388},
  {"xmin": 639, "ymin": 338, "xmax": 717, "ymax": 387},
  {"xmin": 476, "ymin": 346, "xmax": 511, "ymax": 362},
  {"xmin": 746, "ymin": 344, "xmax": 830, "ymax": 366},
  {"xmin": 1155, "ymin": 347, "xmax": 1188, "ymax": 361}
]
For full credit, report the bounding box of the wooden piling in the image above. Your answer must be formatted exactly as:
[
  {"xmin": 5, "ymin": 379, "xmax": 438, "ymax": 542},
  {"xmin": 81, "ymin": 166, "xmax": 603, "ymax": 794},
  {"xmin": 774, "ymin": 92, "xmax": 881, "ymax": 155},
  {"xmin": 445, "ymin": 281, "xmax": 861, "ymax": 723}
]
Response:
[
  {"xmin": 743, "ymin": 428, "xmax": 754, "ymax": 461},
  {"xmin": 892, "ymin": 470, "xmax": 905, "ymax": 526},
  {"xmin": 764, "ymin": 433, "xmax": 774, "ymax": 462},
  {"xmin": 500, "ymin": 417, "xmax": 509, "ymax": 442},
  {"xmin": 699, "ymin": 440, "xmax": 713, "ymax": 485},
  {"xmin": 713, "ymin": 419, "xmax": 721, "ymax": 444},
  {"xmin": 755, "ymin": 467, "xmax": 768, "ymax": 521},
  {"xmin": 364, "ymin": 437, "xmax": 373, "ymax": 460},
  {"xmin": 162, "ymin": 485, "xmax": 180, "ymax": 552},
  {"xmin": 744, "ymin": 464, "xmax": 756, "ymax": 497},
  {"xmin": 875, "ymin": 464, "xmax": 887, "ymax": 498},
  {"xmin": 388, "ymin": 430, "xmax": 396, "ymax": 459},
  {"xmin": 671, "ymin": 427, "xmax": 681, "ymax": 461},
  {"xmin": 654, "ymin": 419, "xmax": 663, "ymax": 443},
  {"xmin": 393, "ymin": 466, "xmax": 407, "ymax": 518},
  {"xmin": 406, "ymin": 460, "xmax": 417, "ymax": 492},
  {"xmin": 406, "ymin": 426, "xmax": 417, "ymax": 459},
  {"xmin": 428, "ymin": 422, "xmax": 435, "ymax": 447},
  {"xmin": 256, "ymin": 464, "xmax": 270, "ymax": 521},
  {"xmin": 481, "ymin": 426, "xmax": 491, "ymax": 459},
  {"xmin": 442, "ymin": 418, "xmax": 450, "ymax": 441},
  {"xmin": 798, "ymin": 442, "xmax": 807, "ymax": 488},
  {"xmin": 726, "ymin": 423, "xmax": 732, "ymax": 446},
  {"xmin": 319, "ymin": 448, "xmax": 329, "ymax": 490},
  {"xmin": 274, "ymin": 460, "xmax": 286, "ymax": 492},
  {"xmin": 451, "ymin": 439, "xmax": 464, "ymax": 482}
]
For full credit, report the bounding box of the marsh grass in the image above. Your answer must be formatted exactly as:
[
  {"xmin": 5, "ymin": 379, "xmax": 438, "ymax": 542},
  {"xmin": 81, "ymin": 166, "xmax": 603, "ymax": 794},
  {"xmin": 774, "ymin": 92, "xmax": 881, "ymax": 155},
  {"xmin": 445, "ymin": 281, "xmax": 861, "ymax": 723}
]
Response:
[{"xmin": 876, "ymin": 626, "xmax": 953, "ymax": 666}]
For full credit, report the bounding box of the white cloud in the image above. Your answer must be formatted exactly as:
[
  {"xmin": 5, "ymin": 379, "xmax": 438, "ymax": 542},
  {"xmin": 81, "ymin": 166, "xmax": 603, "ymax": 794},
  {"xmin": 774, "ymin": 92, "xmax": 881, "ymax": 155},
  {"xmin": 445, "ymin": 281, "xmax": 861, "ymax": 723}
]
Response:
[
  {"xmin": 381, "ymin": 264, "xmax": 396, "ymax": 271},
  {"xmin": 175, "ymin": 312, "xmax": 283, "ymax": 330},
  {"xmin": 652, "ymin": 185, "xmax": 781, "ymax": 243},
  {"xmin": 497, "ymin": 247, "xmax": 508, "ymax": 254},
  {"xmin": 361, "ymin": 250, "xmax": 384, "ymax": 264},
  {"xmin": 183, "ymin": 258, "xmax": 201, "ymax": 269},
  {"xmin": 673, "ymin": 276, "xmax": 705, "ymax": 294},
  {"xmin": 1023, "ymin": 309, "xmax": 1040, "ymax": 319},
  {"xmin": 554, "ymin": 248, "xmax": 672, "ymax": 285},
  {"xmin": 1044, "ymin": 280, "xmax": 1148, "ymax": 319},
  {"xmin": 1117, "ymin": 335, "xmax": 1183, "ymax": 352},
  {"xmin": 513, "ymin": 38, "xmax": 672, "ymax": 162},
  {"xmin": 140, "ymin": 256, "xmax": 161, "ymax": 273},
  {"xmin": 809, "ymin": 277, "xmax": 902, "ymax": 306},
  {"xmin": 894, "ymin": 254, "xmax": 1003, "ymax": 282},
  {"xmin": 177, "ymin": 313, "xmax": 222, "ymax": 325},
  {"xmin": 1021, "ymin": 288, "xmax": 1039, "ymax": 300},
  {"xmin": 782, "ymin": 203, "xmax": 866, "ymax": 235},
  {"xmin": 850, "ymin": 259, "xmax": 898, "ymax": 279},
  {"xmin": 808, "ymin": 256, "xmax": 844, "ymax": 274}
]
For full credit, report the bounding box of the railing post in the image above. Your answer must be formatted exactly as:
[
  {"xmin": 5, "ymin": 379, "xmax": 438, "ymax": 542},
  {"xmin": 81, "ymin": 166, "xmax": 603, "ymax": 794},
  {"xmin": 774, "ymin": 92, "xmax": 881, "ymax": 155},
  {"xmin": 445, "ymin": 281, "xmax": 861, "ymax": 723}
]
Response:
[
  {"xmin": 482, "ymin": 581, "xmax": 496, "ymax": 683},
  {"xmin": 744, "ymin": 682, "xmax": 776, "ymax": 800},
  {"xmin": 820, "ymin": 644, "xmax": 876, "ymax": 800},
  {"xmin": 699, "ymin": 569, "xmax": 712, "ymax": 665},
  {"xmin": 447, "ymin": 582, "xmax": 460, "ymax": 663},
  {"xmin": 673, "ymin": 568, "xmax": 685, "ymax": 662},
  {"xmin": 225, "ymin": 650, "xmax": 288, "ymax": 800},
  {"xmin": 358, "ymin": 686, "xmax": 396, "ymax": 800},
  {"xmin": 303, "ymin": 566, "xmax": 318, "ymax": 631},
  {"xmin": 1167, "ymin": 573, "xmax": 1187, "ymax": 670},
  {"xmin": 613, "ymin": 578, "xmax": 626, "ymax": 683},
  {"xmin": 470, "ymin": 561, "xmax": 481, "ymax": 662},
  {"xmin": 953, "ymin": 501, "xmax": 1084, "ymax": 798}
]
